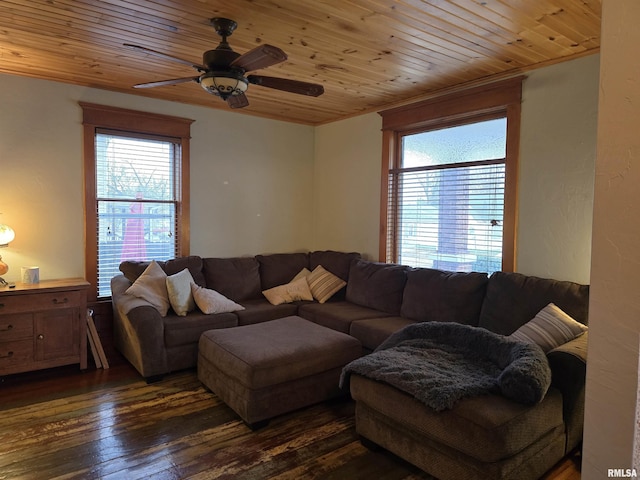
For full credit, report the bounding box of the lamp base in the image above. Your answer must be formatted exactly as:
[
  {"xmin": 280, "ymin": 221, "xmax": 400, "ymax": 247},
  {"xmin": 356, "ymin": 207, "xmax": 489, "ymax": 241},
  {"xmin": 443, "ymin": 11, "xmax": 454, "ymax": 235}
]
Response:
[{"xmin": 0, "ymin": 276, "xmax": 8, "ymax": 286}]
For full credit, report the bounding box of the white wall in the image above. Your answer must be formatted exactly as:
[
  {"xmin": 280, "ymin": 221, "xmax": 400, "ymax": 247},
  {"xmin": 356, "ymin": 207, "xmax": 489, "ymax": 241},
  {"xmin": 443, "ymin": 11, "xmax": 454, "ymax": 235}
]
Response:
[
  {"xmin": 518, "ymin": 55, "xmax": 599, "ymax": 284},
  {"xmin": 313, "ymin": 55, "xmax": 600, "ymax": 283},
  {"xmin": 313, "ymin": 113, "xmax": 383, "ymax": 260},
  {"xmin": 0, "ymin": 74, "xmax": 314, "ymax": 283},
  {"xmin": 583, "ymin": 1, "xmax": 640, "ymax": 477}
]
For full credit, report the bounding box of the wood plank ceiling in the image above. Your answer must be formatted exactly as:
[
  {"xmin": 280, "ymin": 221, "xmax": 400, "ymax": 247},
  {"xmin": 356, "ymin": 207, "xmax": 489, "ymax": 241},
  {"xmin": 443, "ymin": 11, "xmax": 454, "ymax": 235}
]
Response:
[{"xmin": 0, "ymin": 0, "xmax": 601, "ymax": 125}]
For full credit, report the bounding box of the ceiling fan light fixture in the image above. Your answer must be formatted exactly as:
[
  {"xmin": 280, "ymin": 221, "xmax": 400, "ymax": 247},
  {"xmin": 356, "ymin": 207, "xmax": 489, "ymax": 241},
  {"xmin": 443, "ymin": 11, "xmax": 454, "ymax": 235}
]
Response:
[{"xmin": 200, "ymin": 71, "xmax": 248, "ymax": 100}]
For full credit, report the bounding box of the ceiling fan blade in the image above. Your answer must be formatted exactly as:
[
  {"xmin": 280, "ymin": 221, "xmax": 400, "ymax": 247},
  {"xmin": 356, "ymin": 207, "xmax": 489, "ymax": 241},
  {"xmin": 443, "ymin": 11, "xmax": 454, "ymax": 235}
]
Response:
[
  {"xmin": 226, "ymin": 93, "xmax": 249, "ymax": 109},
  {"xmin": 133, "ymin": 77, "xmax": 199, "ymax": 89},
  {"xmin": 231, "ymin": 45, "xmax": 287, "ymax": 72},
  {"xmin": 124, "ymin": 44, "xmax": 207, "ymax": 71},
  {"xmin": 247, "ymin": 75, "xmax": 324, "ymax": 97}
]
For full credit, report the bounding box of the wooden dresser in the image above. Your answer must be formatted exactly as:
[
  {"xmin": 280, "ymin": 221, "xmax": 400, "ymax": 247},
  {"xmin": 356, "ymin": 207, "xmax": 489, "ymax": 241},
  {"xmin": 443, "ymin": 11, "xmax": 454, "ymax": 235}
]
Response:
[{"xmin": 0, "ymin": 278, "xmax": 90, "ymax": 376}]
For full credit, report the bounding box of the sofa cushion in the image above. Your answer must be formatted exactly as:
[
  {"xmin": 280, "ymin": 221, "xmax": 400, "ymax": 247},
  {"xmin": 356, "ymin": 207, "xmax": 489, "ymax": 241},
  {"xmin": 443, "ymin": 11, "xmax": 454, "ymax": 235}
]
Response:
[
  {"xmin": 120, "ymin": 260, "xmax": 157, "ymax": 283},
  {"xmin": 262, "ymin": 277, "xmax": 313, "ymax": 305},
  {"xmin": 119, "ymin": 256, "xmax": 206, "ymax": 286},
  {"xmin": 350, "ymin": 316, "xmax": 417, "ymax": 351},
  {"xmin": 350, "ymin": 374, "xmax": 564, "ymax": 463},
  {"xmin": 124, "ymin": 260, "xmax": 170, "ymax": 316},
  {"xmin": 163, "ymin": 311, "xmax": 238, "ymax": 347},
  {"xmin": 400, "ymin": 268, "xmax": 488, "ymax": 325},
  {"xmin": 256, "ymin": 252, "xmax": 310, "ymax": 290},
  {"xmin": 235, "ymin": 298, "xmax": 300, "ymax": 326},
  {"xmin": 191, "ymin": 284, "xmax": 245, "ymax": 315},
  {"xmin": 166, "ymin": 268, "xmax": 196, "ymax": 316},
  {"xmin": 510, "ymin": 303, "xmax": 588, "ymax": 353},
  {"xmin": 478, "ymin": 271, "xmax": 589, "ymax": 335},
  {"xmin": 202, "ymin": 257, "xmax": 262, "ymax": 302},
  {"xmin": 310, "ymin": 250, "xmax": 360, "ymax": 279},
  {"xmin": 298, "ymin": 301, "xmax": 392, "ymax": 333},
  {"xmin": 163, "ymin": 256, "xmax": 206, "ymax": 286},
  {"xmin": 346, "ymin": 260, "xmax": 408, "ymax": 315}
]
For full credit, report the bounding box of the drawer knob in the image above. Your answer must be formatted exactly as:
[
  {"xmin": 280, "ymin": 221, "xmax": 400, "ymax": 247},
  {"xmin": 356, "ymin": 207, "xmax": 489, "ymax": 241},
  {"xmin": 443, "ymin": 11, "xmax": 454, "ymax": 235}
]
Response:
[
  {"xmin": 0, "ymin": 351, "xmax": 13, "ymax": 359},
  {"xmin": 0, "ymin": 324, "xmax": 13, "ymax": 332},
  {"xmin": 37, "ymin": 334, "xmax": 44, "ymax": 340},
  {"xmin": 53, "ymin": 297, "xmax": 69, "ymax": 305}
]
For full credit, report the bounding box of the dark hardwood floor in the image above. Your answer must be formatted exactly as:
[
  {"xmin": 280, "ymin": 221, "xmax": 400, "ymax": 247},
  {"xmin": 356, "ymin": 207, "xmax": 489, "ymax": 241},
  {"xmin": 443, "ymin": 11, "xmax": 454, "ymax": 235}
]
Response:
[{"xmin": 0, "ymin": 363, "xmax": 581, "ymax": 480}]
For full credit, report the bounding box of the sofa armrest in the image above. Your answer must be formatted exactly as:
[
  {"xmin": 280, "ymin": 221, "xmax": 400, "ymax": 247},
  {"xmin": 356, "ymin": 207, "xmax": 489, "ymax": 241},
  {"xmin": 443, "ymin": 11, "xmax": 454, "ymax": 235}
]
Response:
[
  {"xmin": 111, "ymin": 273, "xmax": 131, "ymax": 298},
  {"xmin": 111, "ymin": 275, "xmax": 169, "ymax": 379},
  {"xmin": 546, "ymin": 331, "xmax": 588, "ymax": 453}
]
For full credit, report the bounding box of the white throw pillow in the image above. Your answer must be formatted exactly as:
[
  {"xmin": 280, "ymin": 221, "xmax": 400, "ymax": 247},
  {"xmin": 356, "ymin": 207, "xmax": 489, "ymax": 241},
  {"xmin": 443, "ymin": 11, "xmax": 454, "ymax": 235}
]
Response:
[
  {"xmin": 191, "ymin": 284, "xmax": 245, "ymax": 314},
  {"xmin": 510, "ymin": 303, "xmax": 588, "ymax": 353},
  {"xmin": 292, "ymin": 267, "xmax": 311, "ymax": 281},
  {"xmin": 166, "ymin": 268, "xmax": 196, "ymax": 316},
  {"xmin": 125, "ymin": 260, "xmax": 170, "ymax": 316},
  {"xmin": 262, "ymin": 277, "xmax": 314, "ymax": 305},
  {"xmin": 306, "ymin": 265, "xmax": 346, "ymax": 304}
]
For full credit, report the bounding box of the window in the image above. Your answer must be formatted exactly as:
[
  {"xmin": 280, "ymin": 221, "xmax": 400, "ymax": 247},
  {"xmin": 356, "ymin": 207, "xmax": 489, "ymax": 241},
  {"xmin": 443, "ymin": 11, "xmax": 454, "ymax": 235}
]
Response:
[
  {"xmin": 81, "ymin": 103, "xmax": 193, "ymax": 300},
  {"xmin": 380, "ymin": 77, "xmax": 522, "ymax": 273}
]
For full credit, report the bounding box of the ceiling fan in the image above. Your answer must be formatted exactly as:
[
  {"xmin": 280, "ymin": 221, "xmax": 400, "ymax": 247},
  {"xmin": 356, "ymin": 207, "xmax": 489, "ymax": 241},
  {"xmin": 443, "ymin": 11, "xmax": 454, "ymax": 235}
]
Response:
[{"xmin": 124, "ymin": 17, "xmax": 324, "ymax": 109}]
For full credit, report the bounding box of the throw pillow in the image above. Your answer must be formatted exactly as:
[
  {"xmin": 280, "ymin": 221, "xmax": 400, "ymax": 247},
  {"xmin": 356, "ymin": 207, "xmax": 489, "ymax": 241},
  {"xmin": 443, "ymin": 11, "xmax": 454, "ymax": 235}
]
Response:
[
  {"xmin": 509, "ymin": 303, "xmax": 588, "ymax": 353},
  {"xmin": 262, "ymin": 277, "xmax": 313, "ymax": 305},
  {"xmin": 292, "ymin": 267, "xmax": 311, "ymax": 281},
  {"xmin": 306, "ymin": 265, "xmax": 346, "ymax": 304},
  {"xmin": 166, "ymin": 268, "xmax": 196, "ymax": 316},
  {"xmin": 191, "ymin": 284, "xmax": 245, "ymax": 314},
  {"xmin": 125, "ymin": 260, "xmax": 170, "ymax": 316}
]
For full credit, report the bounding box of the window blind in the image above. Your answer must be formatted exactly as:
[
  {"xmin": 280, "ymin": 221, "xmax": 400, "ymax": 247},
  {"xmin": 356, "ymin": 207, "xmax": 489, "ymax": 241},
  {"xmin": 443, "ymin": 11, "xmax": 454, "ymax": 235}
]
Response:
[
  {"xmin": 385, "ymin": 116, "xmax": 508, "ymax": 274},
  {"xmin": 95, "ymin": 131, "xmax": 180, "ymax": 297},
  {"xmin": 387, "ymin": 161, "xmax": 505, "ymax": 273}
]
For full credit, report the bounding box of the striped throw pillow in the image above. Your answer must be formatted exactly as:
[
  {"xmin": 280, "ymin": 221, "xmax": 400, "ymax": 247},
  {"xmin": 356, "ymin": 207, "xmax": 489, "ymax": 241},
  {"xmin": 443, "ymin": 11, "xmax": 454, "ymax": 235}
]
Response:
[
  {"xmin": 306, "ymin": 265, "xmax": 346, "ymax": 304},
  {"xmin": 510, "ymin": 303, "xmax": 587, "ymax": 353}
]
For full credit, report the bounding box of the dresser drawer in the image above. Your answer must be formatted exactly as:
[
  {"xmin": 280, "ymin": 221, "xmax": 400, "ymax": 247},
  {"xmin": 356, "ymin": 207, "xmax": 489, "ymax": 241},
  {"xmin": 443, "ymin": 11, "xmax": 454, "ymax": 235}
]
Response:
[
  {"xmin": 0, "ymin": 313, "xmax": 33, "ymax": 341},
  {"xmin": 0, "ymin": 339, "xmax": 33, "ymax": 367},
  {"xmin": 0, "ymin": 290, "xmax": 85, "ymax": 314}
]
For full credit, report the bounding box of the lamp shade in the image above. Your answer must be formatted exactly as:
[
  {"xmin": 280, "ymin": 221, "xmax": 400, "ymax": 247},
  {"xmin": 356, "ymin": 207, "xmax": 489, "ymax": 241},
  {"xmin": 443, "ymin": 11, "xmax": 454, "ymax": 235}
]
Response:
[
  {"xmin": 200, "ymin": 72, "xmax": 248, "ymax": 99},
  {"xmin": 0, "ymin": 224, "xmax": 15, "ymax": 247}
]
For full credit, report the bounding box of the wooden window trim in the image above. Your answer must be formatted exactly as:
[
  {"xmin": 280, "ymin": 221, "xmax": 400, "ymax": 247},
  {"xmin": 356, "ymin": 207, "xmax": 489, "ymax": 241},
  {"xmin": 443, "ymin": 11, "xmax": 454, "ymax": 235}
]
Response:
[
  {"xmin": 378, "ymin": 77, "xmax": 523, "ymax": 271},
  {"xmin": 80, "ymin": 102, "xmax": 193, "ymax": 301}
]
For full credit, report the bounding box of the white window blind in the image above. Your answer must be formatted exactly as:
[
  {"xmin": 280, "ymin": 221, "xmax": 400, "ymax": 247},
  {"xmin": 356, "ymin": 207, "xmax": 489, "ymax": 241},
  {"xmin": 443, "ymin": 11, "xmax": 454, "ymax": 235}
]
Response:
[
  {"xmin": 95, "ymin": 131, "xmax": 180, "ymax": 297},
  {"xmin": 387, "ymin": 118, "xmax": 507, "ymax": 274}
]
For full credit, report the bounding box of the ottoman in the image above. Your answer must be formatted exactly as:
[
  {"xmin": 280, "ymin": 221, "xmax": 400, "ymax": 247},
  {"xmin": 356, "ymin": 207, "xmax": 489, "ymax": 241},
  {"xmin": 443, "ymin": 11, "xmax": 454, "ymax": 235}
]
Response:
[{"xmin": 198, "ymin": 315, "xmax": 362, "ymax": 428}]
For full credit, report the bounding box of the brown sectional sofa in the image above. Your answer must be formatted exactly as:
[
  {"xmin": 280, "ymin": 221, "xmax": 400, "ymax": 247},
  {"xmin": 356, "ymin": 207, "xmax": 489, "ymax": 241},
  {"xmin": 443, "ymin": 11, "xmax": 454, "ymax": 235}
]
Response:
[
  {"xmin": 110, "ymin": 250, "xmax": 589, "ymax": 480},
  {"xmin": 111, "ymin": 251, "xmax": 361, "ymax": 380}
]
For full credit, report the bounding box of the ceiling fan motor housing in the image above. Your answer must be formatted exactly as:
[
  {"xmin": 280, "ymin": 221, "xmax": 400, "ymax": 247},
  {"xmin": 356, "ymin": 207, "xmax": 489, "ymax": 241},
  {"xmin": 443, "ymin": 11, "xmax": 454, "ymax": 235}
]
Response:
[
  {"xmin": 201, "ymin": 42, "xmax": 247, "ymax": 100},
  {"xmin": 203, "ymin": 48, "xmax": 241, "ymax": 70}
]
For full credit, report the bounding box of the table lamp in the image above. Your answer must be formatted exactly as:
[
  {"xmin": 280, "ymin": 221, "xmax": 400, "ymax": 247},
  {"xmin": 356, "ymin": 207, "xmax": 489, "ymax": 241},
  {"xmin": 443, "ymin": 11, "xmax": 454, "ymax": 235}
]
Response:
[{"xmin": 0, "ymin": 224, "xmax": 16, "ymax": 286}]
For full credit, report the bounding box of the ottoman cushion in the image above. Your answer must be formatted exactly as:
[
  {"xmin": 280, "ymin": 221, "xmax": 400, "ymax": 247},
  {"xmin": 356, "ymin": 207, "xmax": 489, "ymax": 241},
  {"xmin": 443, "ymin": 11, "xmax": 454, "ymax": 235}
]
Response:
[
  {"xmin": 199, "ymin": 316, "xmax": 362, "ymax": 389},
  {"xmin": 198, "ymin": 316, "xmax": 363, "ymax": 425}
]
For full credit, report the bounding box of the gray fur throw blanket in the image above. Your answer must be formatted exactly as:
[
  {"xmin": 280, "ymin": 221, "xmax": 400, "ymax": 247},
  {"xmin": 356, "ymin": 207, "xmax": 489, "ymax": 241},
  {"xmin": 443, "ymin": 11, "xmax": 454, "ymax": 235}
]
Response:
[{"xmin": 340, "ymin": 322, "xmax": 551, "ymax": 411}]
